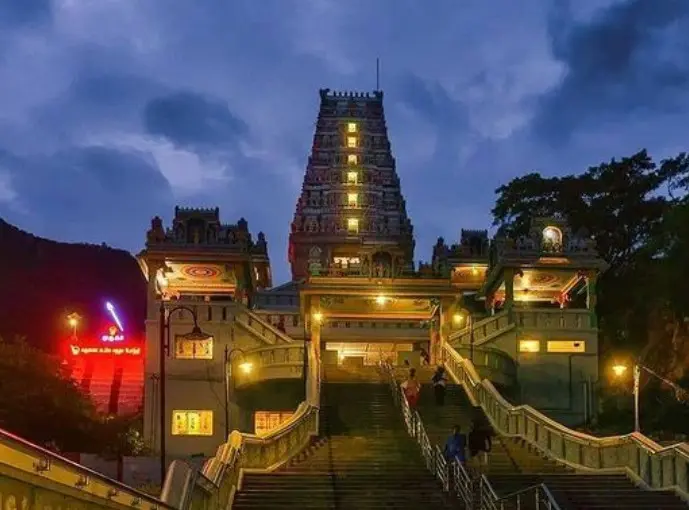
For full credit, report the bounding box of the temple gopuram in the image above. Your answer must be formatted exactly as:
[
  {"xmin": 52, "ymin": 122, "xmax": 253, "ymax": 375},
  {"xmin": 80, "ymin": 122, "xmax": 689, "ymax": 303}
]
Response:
[{"xmin": 139, "ymin": 89, "xmax": 608, "ymax": 457}]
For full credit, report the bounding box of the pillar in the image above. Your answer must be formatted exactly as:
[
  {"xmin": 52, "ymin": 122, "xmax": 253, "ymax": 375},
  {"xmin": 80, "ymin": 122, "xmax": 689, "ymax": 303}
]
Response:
[
  {"xmin": 146, "ymin": 259, "xmax": 163, "ymax": 320},
  {"xmin": 585, "ymin": 271, "xmax": 598, "ymax": 328},
  {"xmin": 504, "ymin": 268, "xmax": 515, "ymax": 321},
  {"xmin": 307, "ymin": 313, "xmax": 321, "ymax": 406}
]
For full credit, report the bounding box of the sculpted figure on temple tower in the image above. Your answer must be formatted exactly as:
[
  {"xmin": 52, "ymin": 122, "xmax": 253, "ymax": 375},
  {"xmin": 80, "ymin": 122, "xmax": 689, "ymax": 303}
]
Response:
[
  {"xmin": 147, "ymin": 217, "xmax": 165, "ymax": 244},
  {"xmin": 256, "ymin": 232, "xmax": 267, "ymax": 252}
]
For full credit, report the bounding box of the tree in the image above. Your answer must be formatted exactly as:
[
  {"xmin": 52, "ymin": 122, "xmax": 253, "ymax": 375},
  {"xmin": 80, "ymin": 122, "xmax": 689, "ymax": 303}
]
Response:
[
  {"xmin": 0, "ymin": 336, "xmax": 145, "ymax": 456},
  {"xmin": 491, "ymin": 150, "xmax": 689, "ymax": 366},
  {"xmin": 0, "ymin": 336, "xmax": 100, "ymax": 451}
]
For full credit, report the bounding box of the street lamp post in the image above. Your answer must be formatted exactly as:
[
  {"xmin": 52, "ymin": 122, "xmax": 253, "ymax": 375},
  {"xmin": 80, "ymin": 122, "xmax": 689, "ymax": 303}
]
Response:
[
  {"xmin": 67, "ymin": 312, "xmax": 81, "ymax": 338},
  {"xmin": 224, "ymin": 346, "xmax": 252, "ymax": 439},
  {"xmin": 612, "ymin": 362, "xmax": 688, "ymax": 433},
  {"xmin": 158, "ymin": 302, "xmax": 212, "ymax": 485}
]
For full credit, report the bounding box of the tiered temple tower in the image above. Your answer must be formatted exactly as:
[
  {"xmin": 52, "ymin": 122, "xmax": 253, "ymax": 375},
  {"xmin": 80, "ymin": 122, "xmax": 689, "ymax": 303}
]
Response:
[{"xmin": 288, "ymin": 89, "xmax": 415, "ymax": 280}]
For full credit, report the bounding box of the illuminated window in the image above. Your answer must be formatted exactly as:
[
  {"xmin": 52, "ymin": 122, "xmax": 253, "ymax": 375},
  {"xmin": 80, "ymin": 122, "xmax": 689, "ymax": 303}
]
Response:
[
  {"xmin": 175, "ymin": 335, "xmax": 213, "ymax": 360},
  {"xmin": 347, "ymin": 218, "xmax": 359, "ymax": 234},
  {"xmin": 172, "ymin": 410, "xmax": 213, "ymax": 436},
  {"xmin": 346, "ymin": 136, "xmax": 357, "ymax": 148},
  {"xmin": 547, "ymin": 341, "xmax": 585, "ymax": 353},
  {"xmin": 347, "ymin": 171, "xmax": 358, "ymax": 184},
  {"xmin": 519, "ymin": 340, "xmax": 540, "ymax": 353},
  {"xmin": 347, "ymin": 122, "xmax": 357, "ymax": 133},
  {"xmin": 255, "ymin": 411, "xmax": 294, "ymax": 436},
  {"xmin": 347, "ymin": 154, "xmax": 358, "ymax": 165},
  {"xmin": 347, "ymin": 193, "xmax": 358, "ymax": 208}
]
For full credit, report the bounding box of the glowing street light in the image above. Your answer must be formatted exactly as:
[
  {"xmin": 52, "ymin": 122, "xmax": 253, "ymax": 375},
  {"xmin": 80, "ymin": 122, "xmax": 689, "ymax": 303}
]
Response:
[
  {"xmin": 312, "ymin": 311, "xmax": 324, "ymax": 323},
  {"xmin": 375, "ymin": 295, "xmax": 388, "ymax": 306},
  {"xmin": 224, "ymin": 347, "xmax": 253, "ymax": 437},
  {"xmin": 67, "ymin": 313, "xmax": 81, "ymax": 337},
  {"xmin": 239, "ymin": 361, "xmax": 253, "ymax": 375},
  {"xmin": 611, "ymin": 364, "xmax": 628, "ymax": 377},
  {"xmin": 452, "ymin": 313, "xmax": 465, "ymax": 325},
  {"xmin": 611, "ymin": 361, "xmax": 687, "ymax": 433}
]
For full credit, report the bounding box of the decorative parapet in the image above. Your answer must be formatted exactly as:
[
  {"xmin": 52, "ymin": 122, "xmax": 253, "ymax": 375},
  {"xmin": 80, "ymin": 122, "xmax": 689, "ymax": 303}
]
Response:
[
  {"xmin": 441, "ymin": 344, "xmax": 689, "ymax": 499},
  {"xmin": 319, "ymin": 88, "xmax": 383, "ymax": 101},
  {"xmin": 145, "ymin": 209, "xmax": 268, "ymax": 255},
  {"xmin": 0, "ymin": 428, "xmax": 170, "ymax": 510}
]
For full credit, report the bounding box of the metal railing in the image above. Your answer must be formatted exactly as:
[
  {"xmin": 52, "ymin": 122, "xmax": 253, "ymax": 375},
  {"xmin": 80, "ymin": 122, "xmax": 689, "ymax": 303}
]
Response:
[
  {"xmin": 380, "ymin": 361, "xmax": 475, "ymax": 508},
  {"xmin": 480, "ymin": 476, "xmax": 562, "ymax": 510},
  {"xmin": 380, "ymin": 361, "xmax": 565, "ymax": 510}
]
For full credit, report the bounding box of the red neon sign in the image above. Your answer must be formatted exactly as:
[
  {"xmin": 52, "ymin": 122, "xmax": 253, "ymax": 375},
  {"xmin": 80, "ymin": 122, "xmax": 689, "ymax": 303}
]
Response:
[
  {"xmin": 69, "ymin": 345, "xmax": 141, "ymax": 356},
  {"xmin": 67, "ymin": 324, "xmax": 141, "ymax": 357}
]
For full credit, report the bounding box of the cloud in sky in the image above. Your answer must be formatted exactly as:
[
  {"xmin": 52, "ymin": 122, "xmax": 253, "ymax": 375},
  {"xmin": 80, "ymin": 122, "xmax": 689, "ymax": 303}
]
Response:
[{"xmin": 0, "ymin": 0, "xmax": 688, "ymax": 283}]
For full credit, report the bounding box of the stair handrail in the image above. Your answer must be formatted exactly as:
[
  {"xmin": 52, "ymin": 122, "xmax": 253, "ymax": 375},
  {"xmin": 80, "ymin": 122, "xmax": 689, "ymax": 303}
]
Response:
[
  {"xmin": 231, "ymin": 304, "xmax": 292, "ymax": 345},
  {"xmin": 480, "ymin": 475, "xmax": 563, "ymax": 510},
  {"xmin": 378, "ymin": 361, "xmax": 474, "ymax": 508},
  {"xmin": 240, "ymin": 305, "xmax": 294, "ymax": 344},
  {"xmin": 441, "ymin": 342, "xmax": 689, "ymax": 498}
]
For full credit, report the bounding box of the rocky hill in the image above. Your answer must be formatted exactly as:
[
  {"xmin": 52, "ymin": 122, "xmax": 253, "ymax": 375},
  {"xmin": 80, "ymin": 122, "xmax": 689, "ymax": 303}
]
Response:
[{"xmin": 0, "ymin": 219, "xmax": 146, "ymax": 352}]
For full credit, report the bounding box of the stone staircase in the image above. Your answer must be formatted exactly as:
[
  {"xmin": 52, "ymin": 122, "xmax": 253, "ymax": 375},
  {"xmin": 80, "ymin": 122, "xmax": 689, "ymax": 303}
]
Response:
[
  {"xmin": 234, "ymin": 366, "xmax": 459, "ymax": 509},
  {"xmin": 415, "ymin": 379, "xmax": 688, "ymax": 509}
]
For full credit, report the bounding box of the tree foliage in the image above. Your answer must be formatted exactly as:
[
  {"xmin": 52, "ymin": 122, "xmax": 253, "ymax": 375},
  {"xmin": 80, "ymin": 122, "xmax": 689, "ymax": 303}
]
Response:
[
  {"xmin": 0, "ymin": 336, "xmax": 144, "ymax": 455},
  {"xmin": 491, "ymin": 150, "xmax": 689, "ymax": 374}
]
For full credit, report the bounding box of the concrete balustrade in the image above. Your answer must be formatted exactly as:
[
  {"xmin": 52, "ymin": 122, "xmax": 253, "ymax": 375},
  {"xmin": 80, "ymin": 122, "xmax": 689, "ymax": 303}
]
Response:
[
  {"xmin": 441, "ymin": 343, "xmax": 689, "ymax": 500},
  {"xmin": 0, "ymin": 428, "xmax": 170, "ymax": 510},
  {"xmin": 163, "ymin": 401, "xmax": 319, "ymax": 510},
  {"xmin": 232, "ymin": 344, "xmax": 305, "ymax": 388},
  {"xmin": 448, "ymin": 311, "xmax": 512, "ymax": 346},
  {"xmin": 451, "ymin": 345, "xmax": 518, "ymax": 389},
  {"xmin": 449, "ymin": 308, "xmax": 595, "ymax": 347}
]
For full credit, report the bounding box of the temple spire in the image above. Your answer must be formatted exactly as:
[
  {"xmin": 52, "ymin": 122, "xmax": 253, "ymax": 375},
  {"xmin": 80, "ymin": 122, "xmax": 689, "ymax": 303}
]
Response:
[{"xmin": 288, "ymin": 88, "xmax": 415, "ymax": 280}]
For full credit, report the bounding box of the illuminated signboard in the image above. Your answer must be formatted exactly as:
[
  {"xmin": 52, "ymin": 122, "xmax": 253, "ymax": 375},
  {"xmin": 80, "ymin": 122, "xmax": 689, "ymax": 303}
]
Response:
[
  {"xmin": 102, "ymin": 325, "xmax": 125, "ymax": 342},
  {"xmin": 70, "ymin": 345, "xmax": 141, "ymax": 356},
  {"xmin": 68, "ymin": 324, "xmax": 140, "ymax": 356}
]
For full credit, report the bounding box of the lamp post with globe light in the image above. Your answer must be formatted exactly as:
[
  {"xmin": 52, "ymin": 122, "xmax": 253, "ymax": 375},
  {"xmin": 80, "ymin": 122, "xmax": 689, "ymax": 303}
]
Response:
[{"xmin": 611, "ymin": 361, "xmax": 689, "ymax": 433}]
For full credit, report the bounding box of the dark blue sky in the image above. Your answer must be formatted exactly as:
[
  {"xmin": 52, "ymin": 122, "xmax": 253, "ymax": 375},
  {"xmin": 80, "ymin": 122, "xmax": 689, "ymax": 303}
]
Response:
[{"xmin": 1, "ymin": 0, "xmax": 688, "ymax": 284}]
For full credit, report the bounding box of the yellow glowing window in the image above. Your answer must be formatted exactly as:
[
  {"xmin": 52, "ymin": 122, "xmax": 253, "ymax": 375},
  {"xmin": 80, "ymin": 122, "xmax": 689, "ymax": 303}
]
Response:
[
  {"xmin": 347, "ymin": 218, "xmax": 359, "ymax": 234},
  {"xmin": 547, "ymin": 341, "xmax": 585, "ymax": 353},
  {"xmin": 347, "ymin": 193, "xmax": 358, "ymax": 207},
  {"xmin": 255, "ymin": 411, "xmax": 294, "ymax": 436},
  {"xmin": 346, "ymin": 136, "xmax": 357, "ymax": 148},
  {"xmin": 347, "ymin": 154, "xmax": 358, "ymax": 165},
  {"xmin": 175, "ymin": 335, "xmax": 213, "ymax": 360},
  {"xmin": 519, "ymin": 340, "xmax": 540, "ymax": 353},
  {"xmin": 347, "ymin": 171, "xmax": 358, "ymax": 184},
  {"xmin": 172, "ymin": 410, "xmax": 213, "ymax": 436},
  {"xmin": 347, "ymin": 122, "xmax": 357, "ymax": 133}
]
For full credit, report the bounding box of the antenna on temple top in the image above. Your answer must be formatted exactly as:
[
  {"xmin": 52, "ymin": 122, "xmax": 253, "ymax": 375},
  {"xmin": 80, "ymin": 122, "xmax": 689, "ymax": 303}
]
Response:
[{"xmin": 376, "ymin": 58, "xmax": 380, "ymax": 91}]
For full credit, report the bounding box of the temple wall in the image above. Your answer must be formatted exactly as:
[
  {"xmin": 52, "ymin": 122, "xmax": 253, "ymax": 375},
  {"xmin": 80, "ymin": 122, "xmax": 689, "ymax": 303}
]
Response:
[
  {"xmin": 485, "ymin": 327, "xmax": 599, "ymax": 427},
  {"xmin": 142, "ymin": 301, "xmax": 290, "ymax": 458}
]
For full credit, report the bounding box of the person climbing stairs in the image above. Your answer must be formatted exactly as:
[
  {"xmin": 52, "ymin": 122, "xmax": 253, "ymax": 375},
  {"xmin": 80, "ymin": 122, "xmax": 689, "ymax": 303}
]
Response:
[
  {"xmin": 234, "ymin": 366, "xmax": 460, "ymax": 509},
  {"xmin": 416, "ymin": 378, "xmax": 688, "ymax": 509}
]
